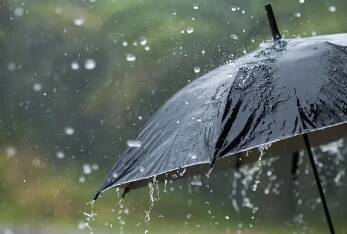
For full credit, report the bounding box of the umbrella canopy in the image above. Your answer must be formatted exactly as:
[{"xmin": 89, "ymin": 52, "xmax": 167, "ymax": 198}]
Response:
[
  {"xmin": 96, "ymin": 32, "xmax": 347, "ymax": 195},
  {"xmin": 95, "ymin": 5, "xmax": 346, "ymax": 233}
]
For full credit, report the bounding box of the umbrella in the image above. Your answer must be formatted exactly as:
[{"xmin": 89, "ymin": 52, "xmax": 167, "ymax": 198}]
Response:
[{"xmin": 95, "ymin": 4, "xmax": 346, "ymax": 233}]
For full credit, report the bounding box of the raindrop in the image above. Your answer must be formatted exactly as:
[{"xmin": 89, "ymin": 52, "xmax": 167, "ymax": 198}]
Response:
[
  {"xmin": 79, "ymin": 176, "xmax": 86, "ymax": 183},
  {"xmin": 3, "ymin": 229, "xmax": 14, "ymax": 234},
  {"xmin": 6, "ymin": 146, "xmax": 16, "ymax": 157},
  {"xmin": 54, "ymin": 7, "xmax": 63, "ymax": 15},
  {"xmin": 78, "ymin": 222, "xmax": 87, "ymax": 230},
  {"xmin": 194, "ymin": 66, "xmax": 200, "ymax": 73},
  {"xmin": 294, "ymin": 12, "xmax": 302, "ymax": 18},
  {"xmin": 7, "ymin": 62, "xmax": 16, "ymax": 71},
  {"xmin": 328, "ymin": 6, "xmax": 336, "ymax": 12},
  {"xmin": 14, "ymin": 7, "xmax": 24, "ymax": 17},
  {"xmin": 139, "ymin": 36, "xmax": 147, "ymax": 46},
  {"xmin": 64, "ymin": 126, "xmax": 75, "ymax": 135},
  {"xmin": 138, "ymin": 115, "xmax": 143, "ymax": 120},
  {"xmin": 83, "ymin": 164, "xmax": 92, "ymax": 174},
  {"xmin": 122, "ymin": 41, "xmax": 128, "ymax": 47},
  {"xmin": 71, "ymin": 61, "xmax": 79, "ymax": 70},
  {"xmin": 144, "ymin": 46, "xmax": 151, "ymax": 51},
  {"xmin": 193, "ymin": 4, "xmax": 199, "ymax": 10},
  {"xmin": 33, "ymin": 83, "xmax": 42, "ymax": 92},
  {"xmin": 230, "ymin": 34, "xmax": 239, "ymax": 40},
  {"xmin": 189, "ymin": 153, "xmax": 197, "ymax": 160},
  {"xmin": 186, "ymin": 27, "xmax": 194, "ymax": 34},
  {"xmin": 127, "ymin": 140, "xmax": 142, "ymax": 148},
  {"xmin": 299, "ymin": 0, "xmax": 305, "ymax": 3},
  {"xmin": 84, "ymin": 59, "xmax": 96, "ymax": 70},
  {"xmin": 56, "ymin": 151, "xmax": 65, "ymax": 159},
  {"xmin": 74, "ymin": 18, "xmax": 85, "ymax": 26},
  {"xmin": 126, "ymin": 54, "xmax": 136, "ymax": 62},
  {"xmin": 231, "ymin": 6, "xmax": 237, "ymax": 12}
]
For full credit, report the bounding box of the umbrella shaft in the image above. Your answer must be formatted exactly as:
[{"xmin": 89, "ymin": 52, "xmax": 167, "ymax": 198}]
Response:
[{"xmin": 303, "ymin": 134, "xmax": 335, "ymax": 234}]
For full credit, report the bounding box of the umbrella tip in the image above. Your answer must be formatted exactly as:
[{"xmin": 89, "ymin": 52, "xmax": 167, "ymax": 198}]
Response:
[
  {"xmin": 265, "ymin": 4, "xmax": 282, "ymax": 42},
  {"xmin": 93, "ymin": 191, "xmax": 101, "ymax": 201}
]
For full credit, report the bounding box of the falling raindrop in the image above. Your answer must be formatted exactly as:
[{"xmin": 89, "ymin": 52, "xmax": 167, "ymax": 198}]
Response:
[
  {"xmin": 126, "ymin": 54, "xmax": 136, "ymax": 62},
  {"xmin": 7, "ymin": 62, "xmax": 16, "ymax": 71},
  {"xmin": 84, "ymin": 59, "xmax": 96, "ymax": 70},
  {"xmin": 144, "ymin": 46, "xmax": 151, "ymax": 51},
  {"xmin": 230, "ymin": 34, "xmax": 239, "ymax": 40},
  {"xmin": 14, "ymin": 7, "xmax": 24, "ymax": 17},
  {"xmin": 6, "ymin": 146, "xmax": 16, "ymax": 158},
  {"xmin": 299, "ymin": 0, "xmax": 305, "ymax": 3},
  {"xmin": 193, "ymin": 4, "xmax": 199, "ymax": 10},
  {"xmin": 139, "ymin": 36, "xmax": 147, "ymax": 46},
  {"xmin": 33, "ymin": 83, "xmax": 42, "ymax": 92},
  {"xmin": 79, "ymin": 176, "xmax": 86, "ymax": 183},
  {"xmin": 328, "ymin": 6, "xmax": 336, "ymax": 12},
  {"xmin": 294, "ymin": 12, "xmax": 302, "ymax": 18},
  {"xmin": 74, "ymin": 18, "xmax": 85, "ymax": 26},
  {"xmin": 186, "ymin": 27, "xmax": 194, "ymax": 34},
  {"xmin": 64, "ymin": 126, "xmax": 75, "ymax": 135},
  {"xmin": 83, "ymin": 164, "xmax": 92, "ymax": 174},
  {"xmin": 56, "ymin": 151, "xmax": 65, "ymax": 159},
  {"xmin": 71, "ymin": 61, "xmax": 79, "ymax": 70},
  {"xmin": 126, "ymin": 140, "xmax": 142, "ymax": 148},
  {"xmin": 54, "ymin": 7, "xmax": 63, "ymax": 15},
  {"xmin": 194, "ymin": 66, "xmax": 200, "ymax": 73}
]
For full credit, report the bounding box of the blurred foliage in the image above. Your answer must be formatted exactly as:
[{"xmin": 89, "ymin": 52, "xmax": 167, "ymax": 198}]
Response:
[{"xmin": 0, "ymin": 0, "xmax": 347, "ymax": 233}]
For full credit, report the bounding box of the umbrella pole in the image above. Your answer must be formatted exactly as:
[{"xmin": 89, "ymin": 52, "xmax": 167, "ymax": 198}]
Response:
[{"xmin": 302, "ymin": 133, "xmax": 335, "ymax": 234}]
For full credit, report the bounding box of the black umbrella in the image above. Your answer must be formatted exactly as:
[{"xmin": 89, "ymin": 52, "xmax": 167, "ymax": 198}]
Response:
[{"xmin": 95, "ymin": 5, "xmax": 346, "ymax": 233}]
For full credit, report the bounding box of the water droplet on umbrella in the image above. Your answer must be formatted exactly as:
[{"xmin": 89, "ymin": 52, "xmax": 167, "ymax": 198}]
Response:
[
  {"xmin": 84, "ymin": 59, "xmax": 96, "ymax": 70},
  {"xmin": 79, "ymin": 176, "xmax": 86, "ymax": 183},
  {"xmin": 126, "ymin": 54, "xmax": 136, "ymax": 62},
  {"xmin": 127, "ymin": 140, "xmax": 142, "ymax": 148}
]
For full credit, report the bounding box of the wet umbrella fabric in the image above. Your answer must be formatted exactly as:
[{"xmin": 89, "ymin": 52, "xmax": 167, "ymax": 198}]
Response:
[{"xmin": 97, "ymin": 33, "xmax": 347, "ymax": 196}]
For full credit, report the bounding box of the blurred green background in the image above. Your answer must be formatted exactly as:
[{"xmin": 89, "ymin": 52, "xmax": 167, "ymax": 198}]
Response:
[{"xmin": 0, "ymin": 0, "xmax": 347, "ymax": 233}]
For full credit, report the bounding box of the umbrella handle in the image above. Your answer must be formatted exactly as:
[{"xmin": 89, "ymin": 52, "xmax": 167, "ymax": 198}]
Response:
[
  {"xmin": 303, "ymin": 134, "xmax": 336, "ymax": 234},
  {"xmin": 265, "ymin": 4, "xmax": 282, "ymax": 42}
]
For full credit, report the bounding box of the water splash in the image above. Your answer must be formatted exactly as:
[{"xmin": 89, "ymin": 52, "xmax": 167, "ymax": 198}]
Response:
[
  {"xmin": 144, "ymin": 176, "xmax": 160, "ymax": 223},
  {"xmin": 83, "ymin": 200, "xmax": 97, "ymax": 234}
]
